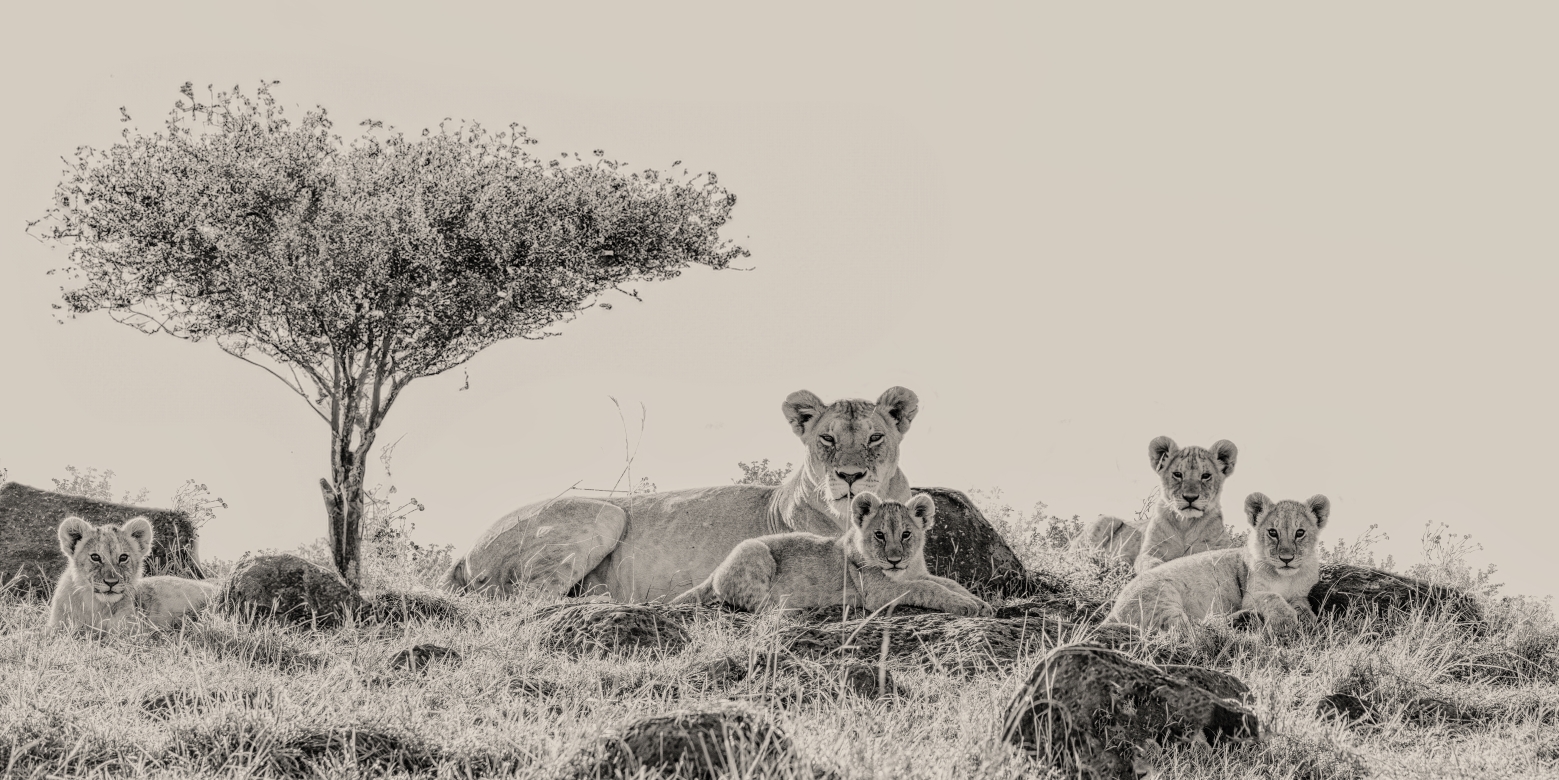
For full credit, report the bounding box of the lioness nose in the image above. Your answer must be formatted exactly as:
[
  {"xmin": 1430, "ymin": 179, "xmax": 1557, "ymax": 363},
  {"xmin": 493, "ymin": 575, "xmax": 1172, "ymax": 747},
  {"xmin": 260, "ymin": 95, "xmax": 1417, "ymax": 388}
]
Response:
[{"xmin": 837, "ymin": 470, "xmax": 866, "ymax": 486}]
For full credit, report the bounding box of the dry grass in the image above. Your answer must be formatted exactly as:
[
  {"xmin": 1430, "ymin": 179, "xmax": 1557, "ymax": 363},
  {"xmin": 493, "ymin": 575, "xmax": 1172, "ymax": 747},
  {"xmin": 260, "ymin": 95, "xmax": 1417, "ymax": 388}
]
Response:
[{"xmin": 1, "ymin": 555, "xmax": 1556, "ymax": 780}]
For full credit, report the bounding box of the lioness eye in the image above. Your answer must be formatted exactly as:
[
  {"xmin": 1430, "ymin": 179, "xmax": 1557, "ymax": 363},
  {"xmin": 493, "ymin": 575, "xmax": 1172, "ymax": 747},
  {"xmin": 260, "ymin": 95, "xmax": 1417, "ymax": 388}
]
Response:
[
  {"xmin": 1172, "ymin": 471, "xmax": 1183, "ymax": 479},
  {"xmin": 1295, "ymin": 529, "xmax": 1305, "ymax": 538},
  {"xmin": 118, "ymin": 554, "xmax": 129, "ymax": 562},
  {"xmin": 1267, "ymin": 529, "xmax": 1278, "ymax": 538},
  {"xmin": 90, "ymin": 554, "xmax": 101, "ymax": 562},
  {"xmin": 868, "ymin": 433, "xmax": 883, "ymax": 444},
  {"xmin": 1201, "ymin": 472, "xmax": 1211, "ymax": 481},
  {"xmin": 820, "ymin": 434, "xmax": 835, "ymax": 445}
]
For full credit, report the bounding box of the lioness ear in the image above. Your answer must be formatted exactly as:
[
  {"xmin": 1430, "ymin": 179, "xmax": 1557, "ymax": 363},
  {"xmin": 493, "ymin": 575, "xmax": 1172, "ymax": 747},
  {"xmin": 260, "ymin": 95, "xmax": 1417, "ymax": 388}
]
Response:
[
  {"xmin": 851, "ymin": 492, "xmax": 881, "ymax": 527},
  {"xmin": 1244, "ymin": 493, "xmax": 1273, "ymax": 527},
  {"xmin": 1306, "ymin": 495, "xmax": 1330, "ymax": 529},
  {"xmin": 1149, "ymin": 436, "xmax": 1179, "ymax": 472},
  {"xmin": 1210, "ymin": 440, "xmax": 1238, "ymax": 477},
  {"xmin": 875, "ymin": 387, "xmax": 919, "ymax": 435},
  {"xmin": 907, "ymin": 493, "xmax": 937, "ymax": 530},
  {"xmin": 57, "ymin": 516, "xmax": 92, "ymax": 556},
  {"xmin": 782, "ymin": 390, "xmax": 826, "ymax": 437},
  {"xmin": 122, "ymin": 516, "xmax": 154, "ymax": 558}
]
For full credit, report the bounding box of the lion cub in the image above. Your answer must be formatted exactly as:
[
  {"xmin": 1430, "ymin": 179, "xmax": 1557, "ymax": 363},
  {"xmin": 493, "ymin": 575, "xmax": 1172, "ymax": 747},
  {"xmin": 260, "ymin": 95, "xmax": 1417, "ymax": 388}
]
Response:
[
  {"xmin": 670, "ymin": 492, "xmax": 993, "ymax": 617},
  {"xmin": 1073, "ymin": 436, "xmax": 1239, "ymax": 573},
  {"xmin": 48, "ymin": 515, "xmax": 217, "ymax": 633},
  {"xmin": 1104, "ymin": 492, "xmax": 1329, "ymax": 637}
]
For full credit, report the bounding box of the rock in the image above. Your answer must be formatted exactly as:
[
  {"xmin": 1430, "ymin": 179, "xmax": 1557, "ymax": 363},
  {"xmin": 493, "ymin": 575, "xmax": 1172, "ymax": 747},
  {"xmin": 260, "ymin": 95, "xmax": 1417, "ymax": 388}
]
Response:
[
  {"xmin": 1309, "ymin": 564, "xmax": 1484, "ymax": 630},
  {"xmin": 1317, "ymin": 693, "xmax": 1377, "ymax": 727},
  {"xmin": 0, "ymin": 481, "xmax": 205, "ymax": 597},
  {"xmin": 995, "ymin": 592, "xmax": 1110, "ymax": 626},
  {"xmin": 912, "ymin": 487, "xmax": 1031, "ymax": 599},
  {"xmin": 219, "ymin": 554, "xmax": 363, "ymax": 628},
  {"xmin": 1002, "ymin": 644, "xmax": 1259, "ymax": 779},
  {"xmin": 534, "ymin": 602, "xmax": 691, "ymax": 657},
  {"xmin": 567, "ymin": 705, "xmax": 809, "ymax": 780},
  {"xmin": 388, "ymin": 644, "xmax": 460, "ymax": 673},
  {"xmin": 1161, "ymin": 664, "xmax": 1252, "ymax": 704}
]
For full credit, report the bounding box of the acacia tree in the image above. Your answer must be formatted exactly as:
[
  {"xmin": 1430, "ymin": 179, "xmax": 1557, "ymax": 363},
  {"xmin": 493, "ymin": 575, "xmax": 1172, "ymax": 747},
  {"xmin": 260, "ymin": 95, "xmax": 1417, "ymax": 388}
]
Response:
[{"xmin": 30, "ymin": 82, "xmax": 747, "ymax": 589}]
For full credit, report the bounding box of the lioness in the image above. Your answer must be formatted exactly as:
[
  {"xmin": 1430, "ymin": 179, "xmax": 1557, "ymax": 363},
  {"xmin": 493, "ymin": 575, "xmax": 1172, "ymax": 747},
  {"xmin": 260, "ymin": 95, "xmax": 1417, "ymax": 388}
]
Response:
[
  {"xmin": 670, "ymin": 492, "xmax": 992, "ymax": 616},
  {"xmin": 48, "ymin": 515, "xmax": 216, "ymax": 633},
  {"xmin": 1104, "ymin": 492, "xmax": 1329, "ymax": 637},
  {"xmin": 446, "ymin": 387, "xmax": 923, "ymax": 602},
  {"xmin": 1072, "ymin": 436, "xmax": 1238, "ymax": 573}
]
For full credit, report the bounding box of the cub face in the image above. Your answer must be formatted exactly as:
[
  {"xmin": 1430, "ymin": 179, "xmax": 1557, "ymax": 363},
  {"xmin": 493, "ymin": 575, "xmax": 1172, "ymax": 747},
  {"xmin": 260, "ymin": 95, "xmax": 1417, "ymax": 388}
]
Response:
[
  {"xmin": 1244, "ymin": 493, "xmax": 1329, "ymax": 576},
  {"xmin": 848, "ymin": 491, "xmax": 935, "ymax": 578},
  {"xmin": 782, "ymin": 387, "xmax": 918, "ymax": 515},
  {"xmin": 58, "ymin": 515, "xmax": 153, "ymax": 603},
  {"xmin": 1150, "ymin": 436, "xmax": 1238, "ymax": 520}
]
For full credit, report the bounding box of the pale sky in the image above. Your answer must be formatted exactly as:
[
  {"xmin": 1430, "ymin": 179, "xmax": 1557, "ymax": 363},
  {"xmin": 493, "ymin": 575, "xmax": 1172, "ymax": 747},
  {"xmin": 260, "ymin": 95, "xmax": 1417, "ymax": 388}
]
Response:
[{"xmin": 2, "ymin": 3, "xmax": 1554, "ymax": 600}]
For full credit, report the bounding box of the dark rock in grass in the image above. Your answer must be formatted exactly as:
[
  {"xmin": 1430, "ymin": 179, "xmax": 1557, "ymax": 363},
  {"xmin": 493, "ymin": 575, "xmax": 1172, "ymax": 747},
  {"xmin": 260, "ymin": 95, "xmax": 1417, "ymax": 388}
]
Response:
[
  {"xmin": 1002, "ymin": 643, "xmax": 1259, "ymax": 780},
  {"xmin": 995, "ymin": 592, "xmax": 1110, "ymax": 626},
  {"xmin": 388, "ymin": 644, "xmax": 460, "ymax": 673},
  {"xmin": 568, "ymin": 705, "xmax": 809, "ymax": 780},
  {"xmin": 913, "ymin": 487, "xmax": 1032, "ymax": 600},
  {"xmin": 1317, "ymin": 693, "xmax": 1378, "ymax": 727},
  {"xmin": 1161, "ymin": 664, "xmax": 1252, "ymax": 704},
  {"xmin": 364, "ymin": 590, "xmax": 465, "ymax": 625},
  {"xmin": 1309, "ymin": 564, "xmax": 1484, "ymax": 631},
  {"xmin": 168, "ymin": 717, "xmax": 441, "ymax": 776},
  {"xmin": 535, "ymin": 602, "xmax": 691, "ymax": 657},
  {"xmin": 219, "ymin": 554, "xmax": 363, "ymax": 629},
  {"xmin": 0, "ymin": 481, "xmax": 204, "ymax": 597}
]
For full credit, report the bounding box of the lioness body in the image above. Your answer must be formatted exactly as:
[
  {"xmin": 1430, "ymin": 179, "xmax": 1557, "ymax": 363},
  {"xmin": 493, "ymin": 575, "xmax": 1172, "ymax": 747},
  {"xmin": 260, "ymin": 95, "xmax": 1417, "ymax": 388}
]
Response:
[
  {"xmin": 48, "ymin": 515, "xmax": 213, "ymax": 632},
  {"xmin": 446, "ymin": 388, "xmax": 922, "ymax": 603},
  {"xmin": 671, "ymin": 492, "xmax": 991, "ymax": 616},
  {"xmin": 1105, "ymin": 492, "xmax": 1330, "ymax": 636},
  {"xmin": 1073, "ymin": 437, "xmax": 1238, "ymax": 573}
]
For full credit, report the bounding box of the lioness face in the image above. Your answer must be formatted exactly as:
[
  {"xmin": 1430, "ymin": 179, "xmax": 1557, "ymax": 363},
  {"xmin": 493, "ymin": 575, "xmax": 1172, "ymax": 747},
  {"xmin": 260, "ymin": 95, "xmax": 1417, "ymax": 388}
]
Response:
[
  {"xmin": 57, "ymin": 516, "xmax": 152, "ymax": 603},
  {"xmin": 1150, "ymin": 437, "xmax": 1237, "ymax": 520},
  {"xmin": 849, "ymin": 492, "xmax": 935, "ymax": 578},
  {"xmin": 783, "ymin": 387, "xmax": 917, "ymax": 517},
  {"xmin": 1244, "ymin": 493, "xmax": 1329, "ymax": 576}
]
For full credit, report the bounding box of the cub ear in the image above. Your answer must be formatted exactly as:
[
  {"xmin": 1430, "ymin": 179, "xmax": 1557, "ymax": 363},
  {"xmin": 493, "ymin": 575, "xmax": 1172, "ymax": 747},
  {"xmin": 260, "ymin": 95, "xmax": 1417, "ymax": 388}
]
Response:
[
  {"xmin": 851, "ymin": 492, "xmax": 881, "ymax": 528},
  {"xmin": 1306, "ymin": 495, "xmax": 1330, "ymax": 529},
  {"xmin": 57, "ymin": 516, "xmax": 93, "ymax": 557},
  {"xmin": 782, "ymin": 390, "xmax": 826, "ymax": 437},
  {"xmin": 907, "ymin": 493, "xmax": 937, "ymax": 531},
  {"xmin": 1149, "ymin": 436, "xmax": 1179, "ymax": 472},
  {"xmin": 121, "ymin": 516, "xmax": 154, "ymax": 558},
  {"xmin": 875, "ymin": 387, "xmax": 919, "ymax": 435},
  {"xmin": 1210, "ymin": 440, "xmax": 1238, "ymax": 477},
  {"xmin": 1243, "ymin": 492, "xmax": 1274, "ymax": 527}
]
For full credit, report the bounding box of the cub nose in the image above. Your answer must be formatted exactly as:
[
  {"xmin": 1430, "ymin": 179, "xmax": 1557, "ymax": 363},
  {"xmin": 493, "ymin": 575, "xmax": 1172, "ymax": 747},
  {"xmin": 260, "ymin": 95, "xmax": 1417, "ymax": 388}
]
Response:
[
  {"xmin": 1182, "ymin": 495, "xmax": 1199, "ymax": 504},
  {"xmin": 837, "ymin": 470, "xmax": 866, "ymax": 486},
  {"xmin": 1278, "ymin": 554, "xmax": 1295, "ymax": 564},
  {"xmin": 885, "ymin": 556, "xmax": 902, "ymax": 566},
  {"xmin": 102, "ymin": 578, "xmax": 119, "ymax": 587}
]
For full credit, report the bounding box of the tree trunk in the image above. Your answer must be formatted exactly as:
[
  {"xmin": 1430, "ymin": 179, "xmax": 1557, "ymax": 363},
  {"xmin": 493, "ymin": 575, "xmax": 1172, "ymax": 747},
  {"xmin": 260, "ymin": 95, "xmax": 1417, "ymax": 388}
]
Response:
[{"xmin": 319, "ymin": 477, "xmax": 363, "ymax": 591}]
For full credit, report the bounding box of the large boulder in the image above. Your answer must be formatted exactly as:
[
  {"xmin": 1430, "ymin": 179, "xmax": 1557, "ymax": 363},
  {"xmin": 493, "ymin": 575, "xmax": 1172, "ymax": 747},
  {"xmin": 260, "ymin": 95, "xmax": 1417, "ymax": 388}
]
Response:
[
  {"xmin": 219, "ymin": 554, "xmax": 363, "ymax": 628},
  {"xmin": 533, "ymin": 602, "xmax": 692, "ymax": 657},
  {"xmin": 1002, "ymin": 644, "xmax": 1259, "ymax": 779},
  {"xmin": 912, "ymin": 487, "xmax": 1034, "ymax": 599},
  {"xmin": 0, "ymin": 481, "xmax": 203, "ymax": 596},
  {"xmin": 1309, "ymin": 564, "xmax": 1484, "ymax": 630}
]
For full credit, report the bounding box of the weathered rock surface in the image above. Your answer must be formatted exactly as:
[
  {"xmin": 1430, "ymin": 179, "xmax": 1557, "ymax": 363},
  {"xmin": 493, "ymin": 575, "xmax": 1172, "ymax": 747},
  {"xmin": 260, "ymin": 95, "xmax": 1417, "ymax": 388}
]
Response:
[
  {"xmin": 534, "ymin": 602, "xmax": 692, "ymax": 657},
  {"xmin": 219, "ymin": 554, "xmax": 362, "ymax": 628},
  {"xmin": 913, "ymin": 487, "xmax": 1030, "ymax": 599},
  {"xmin": 567, "ymin": 705, "xmax": 809, "ymax": 780},
  {"xmin": 0, "ymin": 481, "xmax": 204, "ymax": 596},
  {"xmin": 1002, "ymin": 644, "xmax": 1259, "ymax": 779},
  {"xmin": 388, "ymin": 644, "xmax": 460, "ymax": 673},
  {"xmin": 1309, "ymin": 564, "xmax": 1484, "ymax": 630}
]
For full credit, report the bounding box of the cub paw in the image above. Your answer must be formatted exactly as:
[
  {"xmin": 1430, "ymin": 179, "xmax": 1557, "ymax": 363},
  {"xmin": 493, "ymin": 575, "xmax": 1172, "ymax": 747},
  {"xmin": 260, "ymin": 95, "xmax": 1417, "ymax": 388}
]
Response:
[{"xmin": 957, "ymin": 597, "xmax": 994, "ymax": 617}]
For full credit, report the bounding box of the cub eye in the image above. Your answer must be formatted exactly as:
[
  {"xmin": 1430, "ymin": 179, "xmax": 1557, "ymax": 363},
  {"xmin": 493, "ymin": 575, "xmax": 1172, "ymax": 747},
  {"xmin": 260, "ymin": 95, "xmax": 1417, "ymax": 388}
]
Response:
[
  {"xmin": 118, "ymin": 554, "xmax": 129, "ymax": 563},
  {"xmin": 1172, "ymin": 471, "xmax": 1183, "ymax": 479},
  {"xmin": 819, "ymin": 434, "xmax": 836, "ymax": 445},
  {"xmin": 868, "ymin": 433, "xmax": 884, "ymax": 444},
  {"xmin": 1201, "ymin": 472, "xmax": 1212, "ymax": 481},
  {"xmin": 1267, "ymin": 529, "xmax": 1278, "ymax": 538},
  {"xmin": 900, "ymin": 531, "xmax": 911, "ymax": 541},
  {"xmin": 90, "ymin": 554, "xmax": 102, "ymax": 562},
  {"xmin": 873, "ymin": 531, "xmax": 885, "ymax": 541},
  {"xmin": 1294, "ymin": 529, "xmax": 1305, "ymax": 539}
]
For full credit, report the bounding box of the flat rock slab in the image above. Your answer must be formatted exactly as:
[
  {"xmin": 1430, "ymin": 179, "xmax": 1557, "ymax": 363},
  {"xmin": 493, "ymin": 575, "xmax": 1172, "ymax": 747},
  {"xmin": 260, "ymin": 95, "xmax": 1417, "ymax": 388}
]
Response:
[
  {"xmin": 1002, "ymin": 643, "xmax": 1259, "ymax": 780},
  {"xmin": 0, "ymin": 481, "xmax": 203, "ymax": 596},
  {"xmin": 219, "ymin": 554, "xmax": 362, "ymax": 628},
  {"xmin": 1309, "ymin": 564, "xmax": 1484, "ymax": 630},
  {"xmin": 534, "ymin": 602, "xmax": 692, "ymax": 657},
  {"xmin": 566, "ymin": 705, "xmax": 809, "ymax": 780}
]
